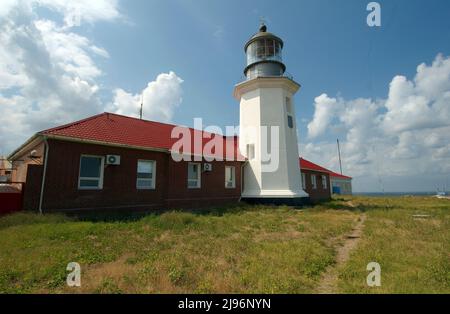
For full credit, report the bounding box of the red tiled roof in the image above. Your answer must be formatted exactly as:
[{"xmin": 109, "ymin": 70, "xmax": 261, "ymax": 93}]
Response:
[
  {"xmin": 300, "ymin": 157, "xmax": 352, "ymax": 179},
  {"xmin": 40, "ymin": 113, "xmax": 243, "ymax": 160},
  {"xmin": 35, "ymin": 112, "xmax": 350, "ymax": 177},
  {"xmin": 299, "ymin": 157, "xmax": 330, "ymax": 173}
]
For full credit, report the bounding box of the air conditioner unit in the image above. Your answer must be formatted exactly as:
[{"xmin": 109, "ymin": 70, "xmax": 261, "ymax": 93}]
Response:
[
  {"xmin": 203, "ymin": 163, "xmax": 212, "ymax": 172},
  {"xmin": 106, "ymin": 155, "xmax": 121, "ymax": 165},
  {"xmin": 226, "ymin": 181, "xmax": 234, "ymax": 188}
]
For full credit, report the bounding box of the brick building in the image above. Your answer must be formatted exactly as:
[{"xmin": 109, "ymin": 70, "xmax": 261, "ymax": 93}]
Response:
[
  {"xmin": 9, "ymin": 113, "xmax": 244, "ymax": 213},
  {"xmin": 330, "ymin": 172, "xmax": 353, "ymax": 195},
  {"xmin": 299, "ymin": 158, "xmax": 332, "ymax": 202},
  {"xmin": 0, "ymin": 157, "xmax": 12, "ymax": 182}
]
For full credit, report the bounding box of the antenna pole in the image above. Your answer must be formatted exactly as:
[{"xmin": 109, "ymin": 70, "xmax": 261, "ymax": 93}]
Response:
[
  {"xmin": 139, "ymin": 93, "xmax": 143, "ymax": 120},
  {"xmin": 337, "ymin": 138, "xmax": 343, "ymax": 175},
  {"xmin": 259, "ymin": 16, "xmax": 265, "ymax": 25}
]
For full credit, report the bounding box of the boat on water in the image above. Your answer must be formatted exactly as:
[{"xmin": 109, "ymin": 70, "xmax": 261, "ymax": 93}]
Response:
[{"xmin": 434, "ymin": 191, "xmax": 449, "ymax": 199}]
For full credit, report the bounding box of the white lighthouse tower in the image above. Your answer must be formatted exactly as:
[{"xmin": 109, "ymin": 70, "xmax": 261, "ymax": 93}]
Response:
[{"xmin": 234, "ymin": 23, "xmax": 309, "ymax": 204}]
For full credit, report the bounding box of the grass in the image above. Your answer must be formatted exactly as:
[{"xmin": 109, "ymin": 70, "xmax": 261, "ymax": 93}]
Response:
[
  {"xmin": 336, "ymin": 196, "xmax": 450, "ymax": 293},
  {"xmin": 0, "ymin": 196, "xmax": 448, "ymax": 294}
]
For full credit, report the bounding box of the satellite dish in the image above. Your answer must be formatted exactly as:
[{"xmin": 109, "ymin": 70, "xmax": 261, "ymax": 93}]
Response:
[{"xmin": 29, "ymin": 150, "xmax": 41, "ymax": 158}]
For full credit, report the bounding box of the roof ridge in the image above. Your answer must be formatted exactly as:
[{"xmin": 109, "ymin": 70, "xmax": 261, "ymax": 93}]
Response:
[
  {"xmin": 300, "ymin": 157, "xmax": 352, "ymax": 178},
  {"xmin": 40, "ymin": 112, "xmax": 107, "ymax": 134},
  {"xmin": 105, "ymin": 112, "xmax": 234, "ymax": 139},
  {"xmin": 40, "ymin": 111, "xmax": 236, "ymax": 140}
]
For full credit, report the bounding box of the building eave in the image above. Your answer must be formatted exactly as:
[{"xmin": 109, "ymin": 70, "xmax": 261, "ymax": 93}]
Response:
[
  {"xmin": 300, "ymin": 167, "xmax": 330, "ymax": 174},
  {"xmin": 233, "ymin": 76, "xmax": 301, "ymax": 100},
  {"xmin": 330, "ymin": 176, "xmax": 353, "ymax": 181},
  {"xmin": 41, "ymin": 134, "xmax": 245, "ymax": 161},
  {"xmin": 44, "ymin": 134, "xmax": 170, "ymax": 154},
  {"xmin": 7, "ymin": 134, "xmax": 43, "ymax": 161}
]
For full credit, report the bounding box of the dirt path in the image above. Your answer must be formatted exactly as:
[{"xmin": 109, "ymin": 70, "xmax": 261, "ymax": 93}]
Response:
[{"xmin": 315, "ymin": 212, "xmax": 367, "ymax": 294}]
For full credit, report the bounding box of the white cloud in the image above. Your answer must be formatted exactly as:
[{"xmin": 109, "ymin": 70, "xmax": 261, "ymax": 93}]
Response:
[
  {"xmin": 0, "ymin": 0, "xmax": 121, "ymax": 25},
  {"xmin": 0, "ymin": 0, "xmax": 119, "ymax": 156},
  {"xmin": 307, "ymin": 93, "xmax": 339, "ymax": 139},
  {"xmin": 109, "ymin": 71, "xmax": 184, "ymax": 122},
  {"xmin": 0, "ymin": 1, "xmax": 185, "ymax": 159},
  {"xmin": 37, "ymin": 0, "xmax": 121, "ymax": 26},
  {"xmin": 303, "ymin": 54, "xmax": 450, "ymax": 192}
]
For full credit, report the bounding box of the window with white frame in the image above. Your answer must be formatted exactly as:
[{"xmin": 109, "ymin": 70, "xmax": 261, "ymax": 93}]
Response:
[
  {"xmin": 187, "ymin": 163, "xmax": 201, "ymax": 188},
  {"xmin": 301, "ymin": 173, "xmax": 306, "ymax": 189},
  {"xmin": 322, "ymin": 175, "xmax": 327, "ymax": 189},
  {"xmin": 137, "ymin": 160, "xmax": 156, "ymax": 189},
  {"xmin": 225, "ymin": 166, "xmax": 236, "ymax": 188},
  {"xmin": 78, "ymin": 155, "xmax": 104, "ymax": 189},
  {"xmin": 311, "ymin": 175, "xmax": 317, "ymax": 189}
]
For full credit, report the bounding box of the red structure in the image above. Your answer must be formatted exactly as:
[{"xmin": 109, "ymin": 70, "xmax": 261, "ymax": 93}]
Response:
[
  {"xmin": 299, "ymin": 158, "xmax": 332, "ymax": 202},
  {"xmin": 0, "ymin": 184, "xmax": 23, "ymax": 215}
]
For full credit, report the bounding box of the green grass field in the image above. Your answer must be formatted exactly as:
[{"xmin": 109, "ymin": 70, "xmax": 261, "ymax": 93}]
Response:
[{"xmin": 0, "ymin": 196, "xmax": 448, "ymax": 293}]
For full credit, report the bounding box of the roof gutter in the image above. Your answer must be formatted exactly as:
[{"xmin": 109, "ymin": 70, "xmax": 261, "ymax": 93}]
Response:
[
  {"xmin": 38, "ymin": 136, "xmax": 49, "ymax": 215},
  {"xmin": 44, "ymin": 134, "xmax": 169, "ymax": 154},
  {"xmin": 43, "ymin": 134, "xmax": 245, "ymax": 161},
  {"xmin": 300, "ymin": 167, "xmax": 330, "ymax": 174}
]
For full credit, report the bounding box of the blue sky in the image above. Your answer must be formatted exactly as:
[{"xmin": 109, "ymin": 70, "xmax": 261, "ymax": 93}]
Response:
[
  {"xmin": 89, "ymin": 0, "xmax": 450, "ymax": 130},
  {"xmin": 1, "ymin": 0, "xmax": 450, "ymax": 192}
]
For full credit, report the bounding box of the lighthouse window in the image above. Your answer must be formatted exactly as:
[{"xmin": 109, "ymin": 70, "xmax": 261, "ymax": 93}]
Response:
[
  {"xmin": 287, "ymin": 115, "xmax": 294, "ymax": 129},
  {"xmin": 254, "ymin": 39, "xmax": 278, "ymax": 59},
  {"xmin": 266, "ymin": 39, "xmax": 275, "ymax": 55},
  {"xmin": 256, "ymin": 40, "xmax": 265, "ymax": 58}
]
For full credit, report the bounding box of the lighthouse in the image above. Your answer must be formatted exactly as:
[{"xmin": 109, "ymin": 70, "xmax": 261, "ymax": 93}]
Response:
[{"xmin": 234, "ymin": 23, "xmax": 309, "ymax": 204}]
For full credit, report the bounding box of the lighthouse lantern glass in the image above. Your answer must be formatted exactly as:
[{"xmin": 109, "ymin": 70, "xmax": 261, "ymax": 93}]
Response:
[{"xmin": 246, "ymin": 39, "xmax": 282, "ymax": 66}]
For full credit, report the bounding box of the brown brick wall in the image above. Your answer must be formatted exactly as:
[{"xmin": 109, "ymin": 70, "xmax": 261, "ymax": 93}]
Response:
[
  {"xmin": 11, "ymin": 142, "xmax": 44, "ymax": 183},
  {"xmin": 302, "ymin": 169, "xmax": 331, "ymax": 202},
  {"xmin": 166, "ymin": 158, "xmax": 242, "ymax": 209},
  {"xmin": 23, "ymin": 164, "xmax": 43, "ymax": 211},
  {"xmin": 39, "ymin": 139, "xmax": 242, "ymax": 212}
]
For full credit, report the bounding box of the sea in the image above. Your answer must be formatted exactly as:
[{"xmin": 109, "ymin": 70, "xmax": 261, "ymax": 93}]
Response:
[{"xmin": 353, "ymin": 192, "xmax": 446, "ymax": 197}]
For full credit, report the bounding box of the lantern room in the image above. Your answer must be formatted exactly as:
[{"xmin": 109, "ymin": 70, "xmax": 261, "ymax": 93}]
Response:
[{"xmin": 244, "ymin": 23, "xmax": 286, "ymax": 80}]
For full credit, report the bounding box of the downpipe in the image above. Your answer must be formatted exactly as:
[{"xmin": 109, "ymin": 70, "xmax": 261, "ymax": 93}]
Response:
[{"xmin": 38, "ymin": 136, "xmax": 49, "ymax": 215}]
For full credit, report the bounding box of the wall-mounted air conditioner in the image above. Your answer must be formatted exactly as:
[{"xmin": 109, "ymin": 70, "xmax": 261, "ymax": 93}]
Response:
[
  {"xmin": 203, "ymin": 163, "xmax": 212, "ymax": 172},
  {"xmin": 106, "ymin": 155, "xmax": 121, "ymax": 165}
]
